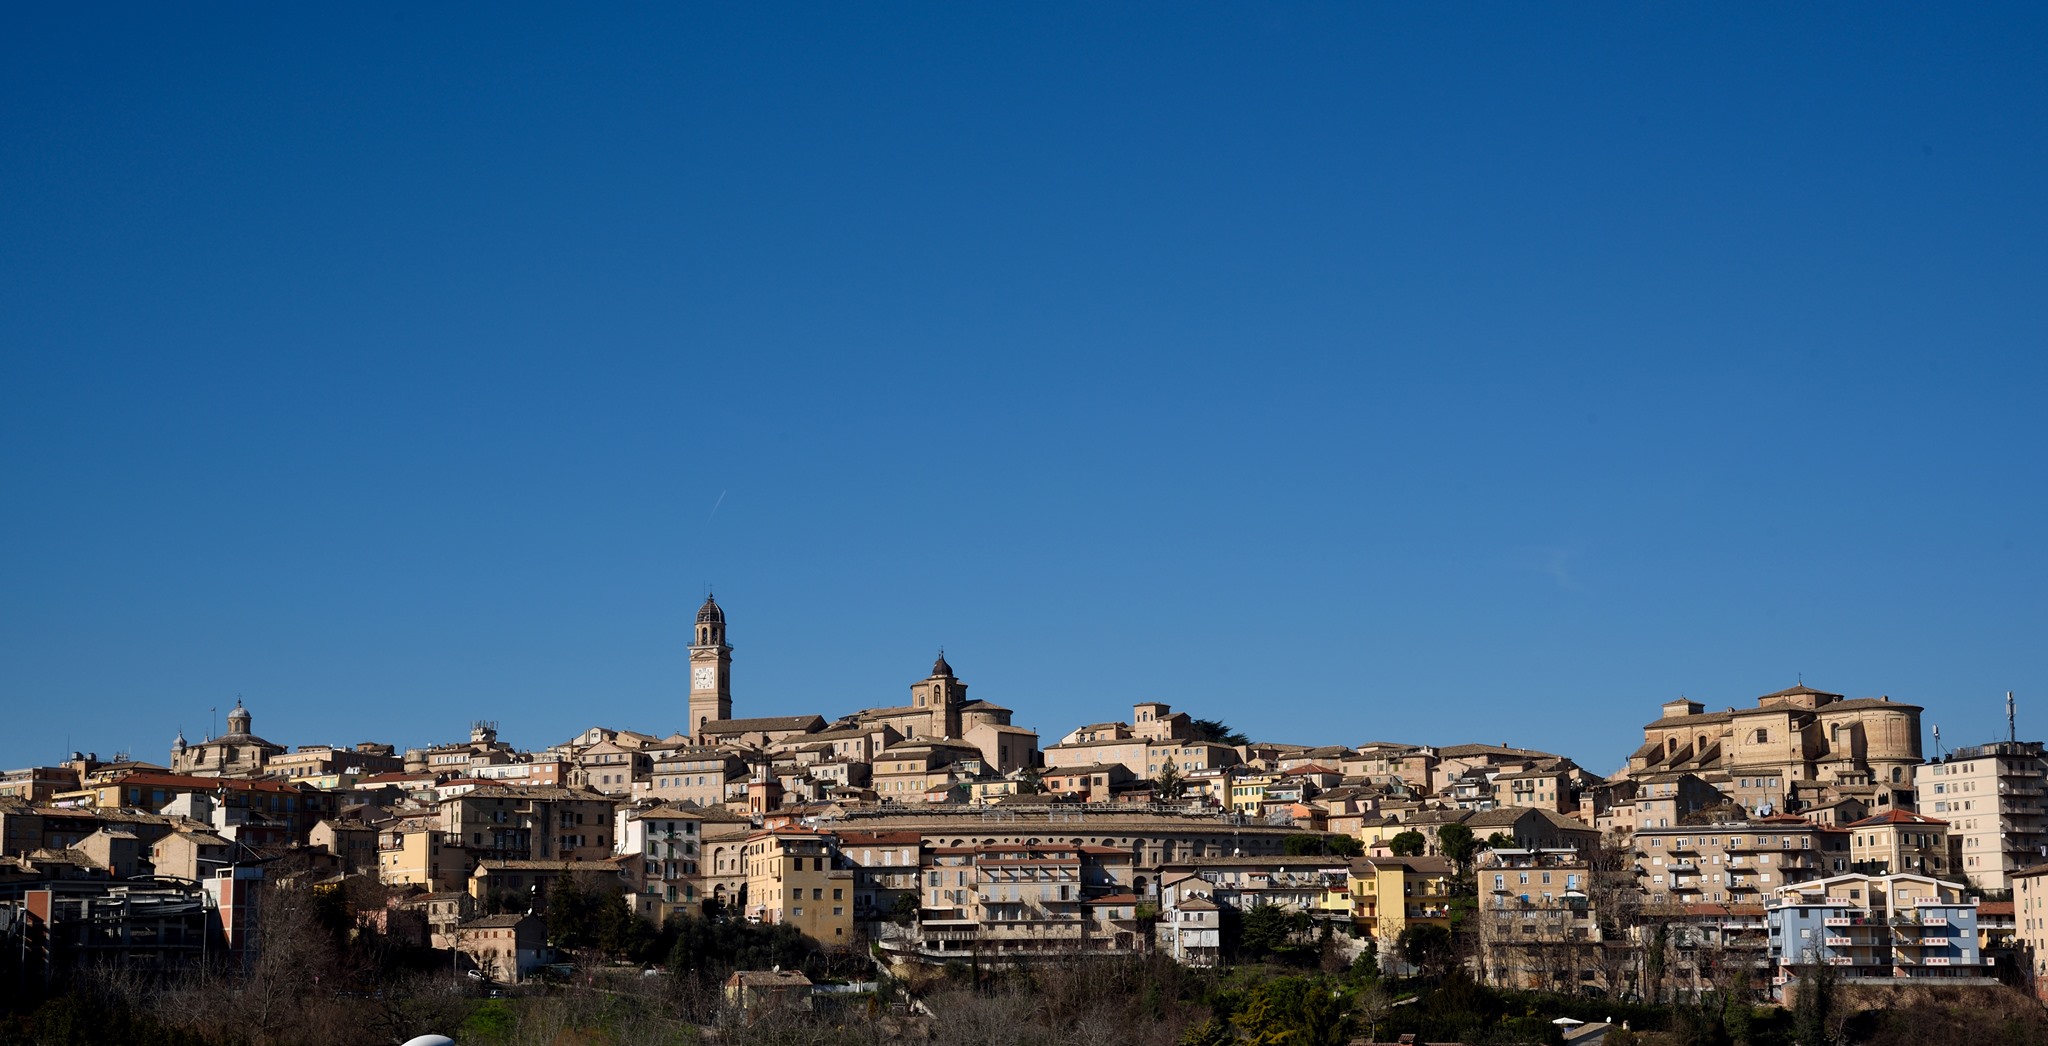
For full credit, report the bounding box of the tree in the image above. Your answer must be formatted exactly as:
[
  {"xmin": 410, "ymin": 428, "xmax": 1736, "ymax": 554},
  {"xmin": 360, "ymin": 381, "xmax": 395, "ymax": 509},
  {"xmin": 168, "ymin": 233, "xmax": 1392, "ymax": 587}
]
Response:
[
  {"xmin": 1192, "ymin": 719, "xmax": 1251, "ymax": 747},
  {"xmin": 1156, "ymin": 760, "xmax": 1183, "ymax": 799},
  {"xmin": 1234, "ymin": 975, "xmax": 1344, "ymax": 1046},
  {"xmin": 1353, "ymin": 983, "xmax": 1394, "ymax": 1045},
  {"xmin": 547, "ymin": 873, "xmax": 595, "ymax": 949},
  {"xmin": 1791, "ymin": 949, "xmax": 1840, "ymax": 1046},
  {"xmin": 1388, "ymin": 831, "xmax": 1427, "ymax": 857},
  {"xmin": 1017, "ymin": 766, "xmax": 1045, "ymax": 795},
  {"xmin": 1347, "ymin": 947, "xmax": 1380, "ymax": 985},
  {"xmin": 1484, "ymin": 832, "xmax": 1514, "ymax": 850},
  {"xmin": 890, "ymin": 892, "xmax": 919, "ymax": 926},
  {"xmin": 1436, "ymin": 823, "xmax": 1477, "ymax": 874},
  {"xmin": 1179, "ymin": 1016, "xmax": 1234, "ymax": 1046},
  {"xmin": 1397, "ymin": 924, "xmax": 1456, "ymax": 979},
  {"xmin": 1239, "ymin": 902, "xmax": 1310, "ymax": 962},
  {"xmin": 1283, "ymin": 834, "xmax": 1327, "ymax": 856},
  {"xmin": 594, "ymin": 889, "xmax": 657, "ymax": 961}
]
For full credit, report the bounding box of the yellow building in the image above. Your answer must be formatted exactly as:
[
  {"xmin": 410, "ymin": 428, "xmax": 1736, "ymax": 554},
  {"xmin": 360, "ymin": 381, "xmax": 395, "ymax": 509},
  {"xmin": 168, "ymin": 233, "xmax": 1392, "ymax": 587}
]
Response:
[
  {"xmin": 1349, "ymin": 855, "xmax": 1455, "ymax": 954},
  {"xmin": 1229, "ymin": 771, "xmax": 1277, "ymax": 814},
  {"xmin": 378, "ymin": 818, "xmax": 474, "ymax": 891},
  {"xmin": 873, "ymin": 738, "xmax": 980, "ymax": 803},
  {"xmin": 742, "ymin": 827, "xmax": 855, "ymax": 946}
]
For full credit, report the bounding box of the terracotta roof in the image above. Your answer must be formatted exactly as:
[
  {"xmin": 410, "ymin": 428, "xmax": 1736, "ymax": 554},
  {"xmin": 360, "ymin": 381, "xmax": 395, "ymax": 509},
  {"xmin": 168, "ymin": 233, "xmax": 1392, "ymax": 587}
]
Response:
[
  {"xmin": 836, "ymin": 831, "xmax": 923, "ymax": 846},
  {"xmin": 1280, "ymin": 763, "xmax": 1341, "ymax": 777},
  {"xmin": 1759, "ymin": 683, "xmax": 1844, "ymax": 700},
  {"xmin": 704, "ymin": 715, "xmax": 826, "ymax": 733},
  {"xmin": 1643, "ymin": 709, "xmax": 1738, "ymax": 730},
  {"xmin": 630, "ymin": 805, "xmax": 708, "ymax": 820},
  {"xmin": 102, "ymin": 772, "xmax": 307, "ymax": 794},
  {"xmin": 726, "ymin": 969, "xmax": 811, "ymax": 988},
  {"xmin": 1437, "ymin": 744, "xmax": 1557, "ymax": 760},
  {"xmin": 1045, "ymin": 763, "xmax": 1128, "ymax": 776},
  {"xmin": 1820, "ymin": 697, "xmax": 1924, "ymax": 713},
  {"xmin": 1845, "ymin": 809, "xmax": 1948, "ymax": 828},
  {"xmin": 1355, "ymin": 855, "xmax": 1454, "ymax": 875},
  {"xmin": 462, "ymin": 913, "xmax": 539, "ymax": 928},
  {"xmin": 476, "ymin": 859, "xmax": 630, "ymax": 873}
]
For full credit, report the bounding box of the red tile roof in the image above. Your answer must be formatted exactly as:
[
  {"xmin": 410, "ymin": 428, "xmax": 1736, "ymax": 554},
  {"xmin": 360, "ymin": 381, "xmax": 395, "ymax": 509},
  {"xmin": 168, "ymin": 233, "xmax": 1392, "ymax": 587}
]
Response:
[{"xmin": 1845, "ymin": 809, "xmax": 1948, "ymax": 828}]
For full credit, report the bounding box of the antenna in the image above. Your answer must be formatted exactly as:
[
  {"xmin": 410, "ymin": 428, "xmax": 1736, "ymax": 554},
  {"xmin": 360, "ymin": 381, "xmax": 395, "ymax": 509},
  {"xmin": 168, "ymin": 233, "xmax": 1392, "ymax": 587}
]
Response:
[
  {"xmin": 1932, "ymin": 724, "xmax": 1944, "ymax": 760},
  {"xmin": 2009, "ymin": 691, "xmax": 2018, "ymax": 744}
]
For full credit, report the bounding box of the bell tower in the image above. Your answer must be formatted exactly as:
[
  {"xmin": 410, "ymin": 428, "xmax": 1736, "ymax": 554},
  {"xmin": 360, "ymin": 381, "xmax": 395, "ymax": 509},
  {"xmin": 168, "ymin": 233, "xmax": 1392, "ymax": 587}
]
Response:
[
  {"xmin": 688, "ymin": 594, "xmax": 733, "ymax": 741},
  {"xmin": 909, "ymin": 651, "xmax": 968, "ymax": 739}
]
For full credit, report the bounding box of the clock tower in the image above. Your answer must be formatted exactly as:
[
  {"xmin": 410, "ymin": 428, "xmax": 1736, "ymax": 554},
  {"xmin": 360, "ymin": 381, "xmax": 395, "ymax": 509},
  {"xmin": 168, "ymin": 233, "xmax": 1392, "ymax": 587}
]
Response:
[{"xmin": 688, "ymin": 594, "xmax": 732, "ymax": 741}]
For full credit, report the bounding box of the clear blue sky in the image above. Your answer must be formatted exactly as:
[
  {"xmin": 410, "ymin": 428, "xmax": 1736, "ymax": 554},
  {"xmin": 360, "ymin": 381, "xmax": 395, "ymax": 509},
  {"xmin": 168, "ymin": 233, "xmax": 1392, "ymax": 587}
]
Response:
[{"xmin": 5, "ymin": 6, "xmax": 2045, "ymax": 775}]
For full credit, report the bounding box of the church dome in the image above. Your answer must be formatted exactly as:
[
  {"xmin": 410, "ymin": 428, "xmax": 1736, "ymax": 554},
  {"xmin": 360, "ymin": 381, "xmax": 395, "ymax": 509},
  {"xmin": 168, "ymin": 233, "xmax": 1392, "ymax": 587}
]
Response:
[
  {"xmin": 931, "ymin": 651, "xmax": 954, "ymax": 678},
  {"xmin": 226, "ymin": 699, "xmax": 252, "ymax": 735},
  {"xmin": 696, "ymin": 595, "xmax": 725, "ymax": 625}
]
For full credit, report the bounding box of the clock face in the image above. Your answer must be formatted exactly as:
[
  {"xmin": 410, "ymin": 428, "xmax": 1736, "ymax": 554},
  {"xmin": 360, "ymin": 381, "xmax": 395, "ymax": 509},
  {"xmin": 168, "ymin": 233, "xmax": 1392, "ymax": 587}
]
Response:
[{"xmin": 693, "ymin": 666, "xmax": 716, "ymax": 691}]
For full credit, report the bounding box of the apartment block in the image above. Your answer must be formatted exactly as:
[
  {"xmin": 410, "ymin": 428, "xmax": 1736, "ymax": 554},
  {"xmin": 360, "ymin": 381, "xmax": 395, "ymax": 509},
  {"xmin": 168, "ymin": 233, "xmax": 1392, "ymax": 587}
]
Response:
[
  {"xmin": 1476, "ymin": 849, "xmax": 1602, "ymax": 991},
  {"xmin": 1915, "ymin": 741, "xmax": 2048, "ymax": 893},
  {"xmin": 899, "ymin": 842, "xmax": 1139, "ymax": 961},
  {"xmin": 1766, "ymin": 873, "xmax": 1989, "ymax": 999},
  {"xmin": 1633, "ymin": 818, "xmax": 1848, "ymax": 907}
]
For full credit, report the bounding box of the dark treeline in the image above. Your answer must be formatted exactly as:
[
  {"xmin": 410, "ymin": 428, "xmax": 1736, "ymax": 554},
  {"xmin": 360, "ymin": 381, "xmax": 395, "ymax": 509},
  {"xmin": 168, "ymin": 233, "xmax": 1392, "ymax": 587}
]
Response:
[{"xmin": 8, "ymin": 878, "xmax": 2048, "ymax": 1046}]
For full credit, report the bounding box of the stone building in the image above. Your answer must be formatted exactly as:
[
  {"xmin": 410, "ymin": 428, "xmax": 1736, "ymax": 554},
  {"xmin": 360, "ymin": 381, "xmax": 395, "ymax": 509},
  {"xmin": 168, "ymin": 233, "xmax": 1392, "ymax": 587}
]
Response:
[
  {"xmin": 169, "ymin": 700, "xmax": 285, "ymax": 777},
  {"xmin": 1628, "ymin": 684, "xmax": 1922, "ymax": 814}
]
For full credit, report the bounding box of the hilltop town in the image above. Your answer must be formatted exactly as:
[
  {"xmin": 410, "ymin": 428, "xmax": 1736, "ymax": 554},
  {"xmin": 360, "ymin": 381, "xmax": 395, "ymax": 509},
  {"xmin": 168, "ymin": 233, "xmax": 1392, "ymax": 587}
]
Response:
[{"xmin": 5, "ymin": 595, "xmax": 2046, "ymax": 1017}]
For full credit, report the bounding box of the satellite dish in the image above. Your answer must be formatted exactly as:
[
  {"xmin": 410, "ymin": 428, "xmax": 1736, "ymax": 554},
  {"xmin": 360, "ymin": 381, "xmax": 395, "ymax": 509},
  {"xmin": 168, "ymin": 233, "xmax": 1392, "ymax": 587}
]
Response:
[{"xmin": 401, "ymin": 1037, "xmax": 455, "ymax": 1046}]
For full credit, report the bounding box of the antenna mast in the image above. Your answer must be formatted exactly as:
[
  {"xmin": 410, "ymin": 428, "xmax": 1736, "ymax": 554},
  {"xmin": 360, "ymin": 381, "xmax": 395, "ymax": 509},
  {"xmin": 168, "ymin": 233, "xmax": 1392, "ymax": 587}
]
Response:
[{"xmin": 2009, "ymin": 691, "xmax": 2018, "ymax": 744}]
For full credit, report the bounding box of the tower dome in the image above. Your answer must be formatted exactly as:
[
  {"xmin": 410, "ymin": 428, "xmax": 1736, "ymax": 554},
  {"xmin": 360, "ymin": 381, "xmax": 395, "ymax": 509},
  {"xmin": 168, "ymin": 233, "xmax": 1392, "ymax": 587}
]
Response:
[
  {"xmin": 696, "ymin": 594, "xmax": 725, "ymax": 625},
  {"xmin": 931, "ymin": 651, "xmax": 954, "ymax": 678},
  {"xmin": 226, "ymin": 700, "xmax": 252, "ymax": 736}
]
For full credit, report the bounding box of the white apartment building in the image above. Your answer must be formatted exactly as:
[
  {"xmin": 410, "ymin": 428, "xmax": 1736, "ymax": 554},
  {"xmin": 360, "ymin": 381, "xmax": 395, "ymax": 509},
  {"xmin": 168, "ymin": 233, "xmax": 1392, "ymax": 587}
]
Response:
[{"xmin": 1915, "ymin": 741, "xmax": 2048, "ymax": 893}]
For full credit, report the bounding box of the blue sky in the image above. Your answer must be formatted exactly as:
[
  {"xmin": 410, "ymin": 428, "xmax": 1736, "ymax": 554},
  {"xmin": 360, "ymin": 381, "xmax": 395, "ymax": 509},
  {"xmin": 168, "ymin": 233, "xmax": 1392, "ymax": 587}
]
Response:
[{"xmin": 4, "ymin": 5, "xmax": 2045, "ymax": 774}]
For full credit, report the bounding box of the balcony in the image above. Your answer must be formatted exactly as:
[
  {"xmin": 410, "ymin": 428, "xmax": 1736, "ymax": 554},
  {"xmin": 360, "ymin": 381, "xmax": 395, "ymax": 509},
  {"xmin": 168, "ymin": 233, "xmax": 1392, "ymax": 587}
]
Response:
[
  {"xmin": 1824, "ymin": 916, "xmax": 1853, "ymax": 927},
  {"xmin": 1825, "ymin": 936, "xmax": 1853, "ymax": 947}
]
